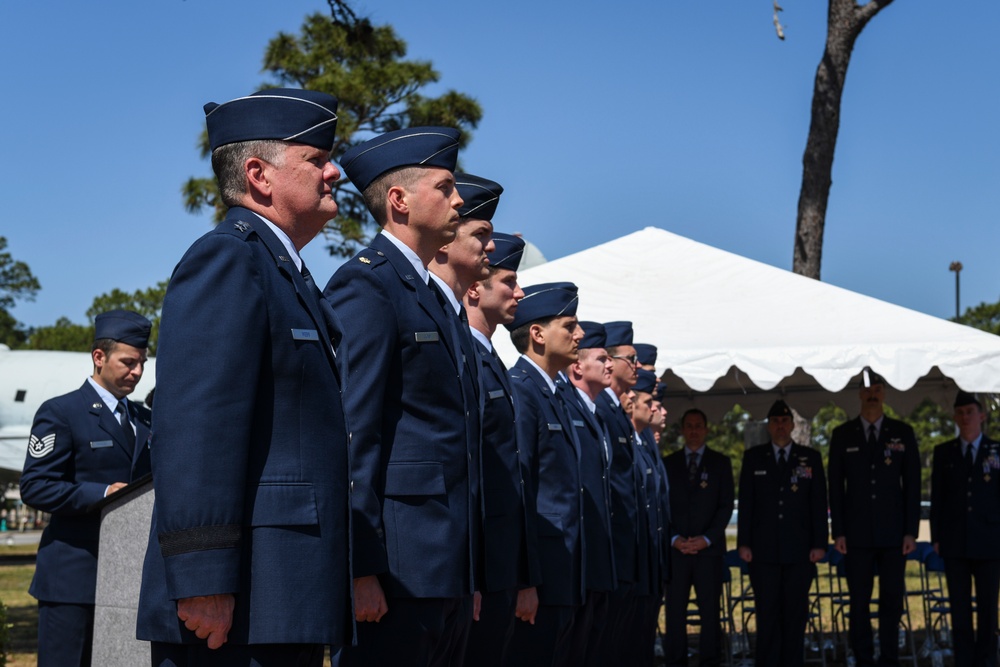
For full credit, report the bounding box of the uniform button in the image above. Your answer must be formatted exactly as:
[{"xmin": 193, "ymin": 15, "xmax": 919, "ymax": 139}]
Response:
[
  {"xmin": 968, "ymin": 491, "xmax": 973, "ymax": 497},
  {"xmin": 350, "ymin": 480, "xmax": 354, "ymax": 492},
  {"xmin": 516, "ymin": 449, "xmax": 520, "ymax": 455},
  {"xmin": 581, "ymin": 488, "xmax": 585, "ymax": 494},
  {"xmin": 520, "ymin": 480, "xmax": 525, "ymax": 486},
  {"xmin": 871, "ymin": 464, "xmax": 876, "ymax": 469},
  {"xmin": 968, "ymin": 506, "xmax": 973, "ymax": 512},
  {"xmin": 872, "ymin": 494, "xmax": 877, "ymax": 499},
  {"xmin": 778, "ymin": 500, "xmax": 784, "ymax": 506},
  {"xmin": 872, "ymin": 479, "xmax": 876, "ymax": 484},
  {"xmin": 778, "ymin": 514, "xmax": 784, "ymax": 519}
]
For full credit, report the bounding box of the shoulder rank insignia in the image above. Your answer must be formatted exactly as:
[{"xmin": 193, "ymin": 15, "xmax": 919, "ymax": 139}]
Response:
[
  {"xmin": 233, "ymin": 221, "xmax": 250, "ymax": 232},
  {"xmin": 28, "ymin": 434, "xmax": 56, "ymax": 459},
  {"xmin": 359, "ymin": 257, "xmax": 371, "ymax": 264}
]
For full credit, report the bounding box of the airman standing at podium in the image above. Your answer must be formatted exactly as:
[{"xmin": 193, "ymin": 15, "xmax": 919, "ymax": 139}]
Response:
[{"xmin": 21, "ymin": 309, "xmax": 152, "ymax": 667}]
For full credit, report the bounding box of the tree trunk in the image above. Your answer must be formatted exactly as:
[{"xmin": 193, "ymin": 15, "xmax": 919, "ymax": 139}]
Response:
[{"xmin": 792, "ymin": 0, "xmax": 897, "ymax": 279}]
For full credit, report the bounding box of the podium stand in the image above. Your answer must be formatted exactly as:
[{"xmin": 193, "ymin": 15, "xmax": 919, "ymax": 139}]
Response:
[{"xmin": 92, "ymin": 474, "xmax": 153, "ymax": 665}]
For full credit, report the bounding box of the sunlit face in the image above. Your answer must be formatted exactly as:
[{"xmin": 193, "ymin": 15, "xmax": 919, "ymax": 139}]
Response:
[
  {"xmin": 267, "ymin": 143, "xmax": 340, "ymax": 238},
  {"xmin": 92, "ymin": 342, "xmax": 147, "ymax": 399},
  {"xmin": 403, "ymin": 167, "xmax": 464, "ymax": 248},
  {"xmin": 954, "ymin": 402, "xmax": 985, "ymax": 442},
  {"xmin": 441, "ymin": 218, "xmax": 494, "ymax": 286},
  {"xmin": 632, "ymin": 391, "xmax": 654, "ymax": 430},
  {"xmin": 478, "ymin": 269, "xmax": 523, "ymax": 326},
  {"xmin": 767, "ymin": 415, "xmax": 794, "ymax": 446},
  {"xmin": 536, "ymin": 315, "xmax": 584, "ymax": 367},
  {"xmin": 681, "ymin": 412, "xmax": 708, "ymax": 450},
  {"xmin": 577, "ymin": 347, "xmax": 613, "ymax": 392},
  {"xmin": 609, "ymin": 344, "xmax": 639, "ymax": 390}
]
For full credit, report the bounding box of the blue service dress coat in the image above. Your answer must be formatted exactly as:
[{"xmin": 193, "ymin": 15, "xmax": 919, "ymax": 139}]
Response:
[
  {"xmin": 737, "ymin": 443, "xmax": 828, "ymax": 563},
  {"xmin": 828, "ymin": 416, "xmax": 920, "ymax": 547},
  {"xmin": 509, "ymin": 357, "xmax": 586, "ymax": 607},
  {"xmin": 323, "ymin": 232, "xmax": 480, "ymax": 598},
  {"xmin": 136, "ymin": 208, "xmax": 352, "ymax": 646},
  {"xmin": 475, "ymin": 339, "xmax": 541, "ymax": 593},
  {"xmin": 560, "ymin": 383, "xmax": 617, "ymax": 593},
  {"xmin": 931, "ymin": 435, "xmax": 1000, "ymax": 559},
  {"xmin": 21, "ymin": 381, "xmax": 151, "ymax": 604},
  {"xmin": 595, "ymin": 391, "xmax": 642, "ymax": 586}
]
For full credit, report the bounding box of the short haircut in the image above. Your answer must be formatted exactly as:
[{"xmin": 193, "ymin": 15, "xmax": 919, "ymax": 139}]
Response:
[
  {"xmin": 605, "ymin": 344, "xmax": 626, "ymax": 357},
  {"xmin": 510, "ymin": 316, "xmax": 556, "ymax": 354},
  {"xmin": 361, "ymin": 166, "xmax": 424, "ymax": 226},
  {"xmin": 212, "ymin": 139, "xmax": 287, "ymax": 208},
  {"xmin": 92, "ymin": 338, "xmax": 118, "ymax": 356},
  {"xmin": 681, "ymin": 408, "xmax": 708, "ymax": 427}
]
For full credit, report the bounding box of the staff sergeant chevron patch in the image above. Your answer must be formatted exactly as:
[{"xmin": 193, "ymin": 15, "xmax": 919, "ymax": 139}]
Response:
[{"xmin": 27, "ymin": 433, "xmax": 56, "ymax": 459}]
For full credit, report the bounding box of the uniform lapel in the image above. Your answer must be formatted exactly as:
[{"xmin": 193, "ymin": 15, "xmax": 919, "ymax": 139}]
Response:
[
  {"xmin": 371, "ymin": 234, "xmax": 461, "ymax": 371},
  {"xmin": 236, "ymin": 210, "xmax": 341, "ymax": 374},
  {"xmin": 81, "ymin": 382, "xmax": 131, "ymax": 457}
]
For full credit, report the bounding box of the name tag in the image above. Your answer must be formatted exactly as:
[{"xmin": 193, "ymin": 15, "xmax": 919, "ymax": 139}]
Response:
[
  {"xmin": 618, "ymin": 437, "xmax": 628, "ymax": 444},
  {"xmin": 547, "ymin": 423, "xmax": 563, "ymax": 432},
  {"xmin": 291, "ymin": 328, "xmax": 319, "ymax": 341},
  {"xmin": 646, "ymin": 468, "xmax": 653, "ymax": 475},
  {"xmin": 414, "ymin": 331, "xmax": 440, "ymax": 343},
  {"xmin": 846, "ymin": 447, "xmax": 860, "ymax": 453},
  {"xmin": 572, "ymin": 419, "xmax": 585, "ymax": 427},
  {"xmin": 90, "ymin": 440, "xmax": 113, "ymax": 449},
  {"xmin": 755, "ymin": 470, "xmax": 767, "ymax": 476},
  {"xmin": 488, "ymin": 389, "xmax": 505, "ymax": 400}
]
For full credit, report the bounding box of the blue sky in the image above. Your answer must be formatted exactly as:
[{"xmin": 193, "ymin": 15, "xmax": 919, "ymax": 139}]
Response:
[{"xmin": 2, "ymin": 0, "xmax": 997, "ymax": 330}]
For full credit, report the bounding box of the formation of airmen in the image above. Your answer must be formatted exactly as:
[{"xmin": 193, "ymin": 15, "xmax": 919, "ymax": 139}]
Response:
[{"xmin": 18, "ymin": 87, "xmax": 1000, "ymax": 667}]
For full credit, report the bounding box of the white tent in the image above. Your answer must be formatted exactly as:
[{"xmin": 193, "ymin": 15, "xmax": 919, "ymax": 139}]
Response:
[{"xmin": 493, "ymin": 227, "xmax": 1000, "ymax": 420}]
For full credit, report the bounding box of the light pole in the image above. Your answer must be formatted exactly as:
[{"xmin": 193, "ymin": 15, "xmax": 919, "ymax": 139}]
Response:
[{"xmin": 949, "ymin": 261, "xmax": 963, "ymax": 320}]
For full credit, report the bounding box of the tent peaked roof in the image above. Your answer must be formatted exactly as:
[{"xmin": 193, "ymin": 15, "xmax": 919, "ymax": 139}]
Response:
[{"xmin": 493, "ymin": 226, "xmax": 1000, "ymax": 419}]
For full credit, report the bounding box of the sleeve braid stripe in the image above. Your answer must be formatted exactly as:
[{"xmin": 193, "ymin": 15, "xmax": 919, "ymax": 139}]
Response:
[{"xmin": 158, "ymin": 524, "xmax": 242, "ymax": 557}]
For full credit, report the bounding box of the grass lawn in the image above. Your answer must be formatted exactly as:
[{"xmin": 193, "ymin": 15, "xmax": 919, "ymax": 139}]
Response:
[{"xmin": 0, "ymin": 543, "xmax": 38, "ymax": 667}]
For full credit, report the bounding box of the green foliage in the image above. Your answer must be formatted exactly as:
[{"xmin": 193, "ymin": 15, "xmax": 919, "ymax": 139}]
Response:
[
  {"xmin": 24, "ymin": 281, "xmax": 167, "ymax": 354},
  {"xmin": 24, "ymin": 316, "xmax": 93, "ymax": 352},
  {"xmin": 0, "ymin": 307, "xmax": 28, "ymax": 349},
  {"xmin": 184, "ymin": 8, "xmax": 483, "ymax": 258},
  {"xmin": 662, "ymin": 404, "xmax": 753, "ymax": 492},
  {"xmin": 954, "ymin": 297, "xmax": 1000, "ymax": 335},
  {"xmin": 0, "ymin": 237, "xmax": 40, "ymax": 311}
]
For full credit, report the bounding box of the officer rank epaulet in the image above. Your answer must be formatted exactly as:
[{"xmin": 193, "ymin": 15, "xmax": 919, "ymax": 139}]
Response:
[{"xmin": 218, "ymin": 218, "xmax": 257, "ymax": 240}]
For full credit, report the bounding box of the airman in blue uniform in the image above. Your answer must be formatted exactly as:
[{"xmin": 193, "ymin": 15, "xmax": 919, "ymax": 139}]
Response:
[
  {"xmin": 931, "ymin": 391, "xmax": 1000, "ymax": 667},
  {"xmin": 559, "ymin": 321, "xmax": 617, "ymax": 666},
  {"xmin": 828, "ymin": 368, "xmax": 920, "ymax": 667},
  {"xmin": 136, "ymin": 88, "xmax": 352, "ymax": 666},
  {"xmin": 22, "ymin": 308, "xmax": 152, "ymax": 667},
  {"xmin": 504, "ymin": 282, "xmax": 586, "ymax": 667},
  {"xmin": 738, "ymin": 400, "xmax": 827, "ymax": 667},
  {"xmin": 323, "ymin": 127, "xmax": 480, "ymax": 667}
]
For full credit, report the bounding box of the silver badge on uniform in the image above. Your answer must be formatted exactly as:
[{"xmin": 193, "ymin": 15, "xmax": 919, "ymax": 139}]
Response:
[
  {"xmin": 488, "ymin": 390, "xmax": 506, "ymax": 400},
  {"xmin": 90, "ymin": 440, "xmax": 114, "ymax": 449},
  {"xmin": 27, "ymin": 434, "xmax": 56, "ymax": 458},
  {"xmin": 291, "ymin": 329, "xmax": 319, "ymax": 341},
  {"xmin": 547, "ymin": 423, "xmax": 563, "ymax": 431},
  {"xmin": 415, "ymin": 332, "xmax": 440, "ymax": 342}
]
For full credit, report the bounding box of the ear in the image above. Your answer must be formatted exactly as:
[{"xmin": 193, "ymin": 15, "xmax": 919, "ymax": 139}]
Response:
[
  {"xmin": 245, "ymin": 157, "xmax": 272, "ymax": 198},
  {"xmin": 92, "ymin": 348, "xmax": 106, "ymax": 372},
  {"xmin": 466, "ymin": 281, "xmax": 482, "ymax": 302},
  {"xmin": 529, "ymin": 322, "xmax": 546, "ymax": 345},
  {"xmin": 387, "ymin": 184, "xmax": 409, "ymax": 217}
]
